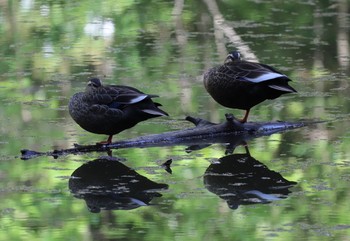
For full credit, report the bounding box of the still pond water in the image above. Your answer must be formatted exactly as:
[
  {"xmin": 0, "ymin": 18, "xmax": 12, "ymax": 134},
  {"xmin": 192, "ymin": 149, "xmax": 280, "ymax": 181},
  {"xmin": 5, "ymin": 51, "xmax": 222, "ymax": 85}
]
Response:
[{"xmin": 1, "ymin": 0, "xmax": 350, "ymax": 240}]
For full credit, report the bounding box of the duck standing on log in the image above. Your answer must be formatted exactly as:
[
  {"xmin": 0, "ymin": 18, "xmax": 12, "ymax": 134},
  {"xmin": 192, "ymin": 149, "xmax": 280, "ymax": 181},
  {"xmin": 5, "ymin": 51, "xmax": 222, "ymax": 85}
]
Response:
[
  {"xmin": 204, "ymin": 51, "xmax": 297, "ymax": 123},
  {"xmin": 69, "ymin": 78, "xmax": 168, "ymax": 144}
]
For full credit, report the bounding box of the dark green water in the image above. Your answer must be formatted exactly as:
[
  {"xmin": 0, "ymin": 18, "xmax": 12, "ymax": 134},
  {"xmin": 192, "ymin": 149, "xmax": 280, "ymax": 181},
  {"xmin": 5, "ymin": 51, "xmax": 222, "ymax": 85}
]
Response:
[{"xmin": 1, "ymin": 0, "xmax": 350, "ymax": 240}]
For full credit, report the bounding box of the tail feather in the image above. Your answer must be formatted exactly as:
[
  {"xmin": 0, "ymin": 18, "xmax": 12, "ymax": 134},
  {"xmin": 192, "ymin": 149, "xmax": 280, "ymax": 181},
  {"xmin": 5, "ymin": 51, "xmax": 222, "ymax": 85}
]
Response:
[
  {"xmin": 155, "ymin": 102, "xmax": 163, "ymax": 107},
  {"xmin": 148, "ymin": 94, "xmax": 160, "ymax": 98},
  {"xmin": 268, "ymin": 84, "xmax": 297, "ymax": 93},
  {"xmin": 142, "ymin": 108, "xmax": 168, "ymax": 116}
]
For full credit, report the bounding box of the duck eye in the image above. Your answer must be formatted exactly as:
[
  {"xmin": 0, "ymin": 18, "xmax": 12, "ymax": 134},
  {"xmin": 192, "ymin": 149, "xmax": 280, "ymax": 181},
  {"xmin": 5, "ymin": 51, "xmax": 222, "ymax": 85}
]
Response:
[
  {"xmin": 87, "ymin": 82, "xmax": 97, "ymax": 88},
  {"xmin": 87, "ymin": 78, "xmax": 102, "ymax": 88},
  {"xmin": 231, "ymin": 52, "xmax": 240, "ymax": 60}
]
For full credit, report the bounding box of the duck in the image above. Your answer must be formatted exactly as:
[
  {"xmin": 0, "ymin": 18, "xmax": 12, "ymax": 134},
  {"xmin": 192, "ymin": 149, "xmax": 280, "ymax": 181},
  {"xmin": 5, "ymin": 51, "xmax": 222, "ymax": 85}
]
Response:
[
  {"xmin": 69, "ymin": 78, "xmax": 168, "ymax": 144},
  {"xmin": 203, "ymin": 51, "xmax": 297, "ymax": 123}
]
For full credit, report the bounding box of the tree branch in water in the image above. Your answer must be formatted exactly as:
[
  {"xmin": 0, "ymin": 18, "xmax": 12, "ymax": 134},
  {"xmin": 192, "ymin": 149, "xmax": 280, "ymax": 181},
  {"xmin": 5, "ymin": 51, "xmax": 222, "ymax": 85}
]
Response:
[{"xmin": 20, "ymin": 114, "xmax": 322, "ymax": 160}]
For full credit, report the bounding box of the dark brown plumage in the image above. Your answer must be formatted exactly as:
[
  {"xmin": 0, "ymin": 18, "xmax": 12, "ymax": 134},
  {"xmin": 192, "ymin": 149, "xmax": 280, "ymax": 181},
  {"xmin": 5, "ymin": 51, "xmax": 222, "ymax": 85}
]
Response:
[
  {"xmin": 204, "ymin": 51, "xmax": 297, "ymax": 122},
  {"xmin": 69, "ymin": 78, "xmax": 168, "ymax": 143}
]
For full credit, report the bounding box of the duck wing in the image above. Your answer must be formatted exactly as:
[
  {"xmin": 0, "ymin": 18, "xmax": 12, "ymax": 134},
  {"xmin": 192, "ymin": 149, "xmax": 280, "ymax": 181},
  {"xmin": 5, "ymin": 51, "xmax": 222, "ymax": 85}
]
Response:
[
  {"xmin": 225, "ymin": 61, "xmax": 289, "ymax": 83},
  {"xmin": 88, "ymin": 85, "xmax": 155, "ymax": 107},
  {"xmin": 88, "ymin": 85, "xmax": 168, "ymax": 116}
]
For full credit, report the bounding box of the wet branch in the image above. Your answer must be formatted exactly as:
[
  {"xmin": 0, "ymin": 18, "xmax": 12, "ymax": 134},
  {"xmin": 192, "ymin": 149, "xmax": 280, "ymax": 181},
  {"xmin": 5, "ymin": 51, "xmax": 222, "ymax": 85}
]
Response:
[{"xmin": 20, "ymin": 114, "xmax": 320, "ymax": 160}]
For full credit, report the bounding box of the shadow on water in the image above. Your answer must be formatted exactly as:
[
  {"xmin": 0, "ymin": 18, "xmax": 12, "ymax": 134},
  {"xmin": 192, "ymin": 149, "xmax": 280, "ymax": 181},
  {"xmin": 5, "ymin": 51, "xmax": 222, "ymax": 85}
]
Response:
[
  {"xmin": 68, "ymin": 156, "xmax": 168, "ymax": 213},
  {"xmin": 204, "ymin": 146, "xmax": 297, "ymax": 210}
]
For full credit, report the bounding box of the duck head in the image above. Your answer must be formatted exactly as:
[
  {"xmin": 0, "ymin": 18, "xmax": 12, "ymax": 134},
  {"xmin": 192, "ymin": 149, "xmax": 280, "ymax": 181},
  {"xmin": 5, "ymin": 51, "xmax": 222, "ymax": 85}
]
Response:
[
  {"xmin": 86, "ymin": 77, "xmax": 102, "ymax": 91},
  {"xmin": 224, "ymin": 50, "xmax": 241, "ymax": 64}
]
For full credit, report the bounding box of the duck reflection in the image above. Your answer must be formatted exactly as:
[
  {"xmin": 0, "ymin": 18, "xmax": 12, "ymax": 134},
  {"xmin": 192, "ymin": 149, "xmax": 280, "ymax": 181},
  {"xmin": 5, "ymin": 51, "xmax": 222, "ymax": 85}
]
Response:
[
  {"xmin": 69, "ymin": 157, "xmax": 168, "ymax": 213},
  {"xmin": 204, "ymin": 147, "xmax": 296, "ymax": 209}
]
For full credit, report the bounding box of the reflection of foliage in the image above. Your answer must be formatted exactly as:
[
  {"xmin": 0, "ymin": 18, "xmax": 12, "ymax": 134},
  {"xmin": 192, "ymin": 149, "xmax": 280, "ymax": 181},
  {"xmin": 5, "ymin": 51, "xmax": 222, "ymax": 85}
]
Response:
[{"xmin": 0, "ymin": 0, "xmax": 344, "ymax": 82}]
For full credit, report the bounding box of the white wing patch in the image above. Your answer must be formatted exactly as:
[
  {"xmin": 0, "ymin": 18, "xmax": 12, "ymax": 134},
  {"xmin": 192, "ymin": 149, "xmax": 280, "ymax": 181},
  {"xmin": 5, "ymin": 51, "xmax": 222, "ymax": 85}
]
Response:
[
  {"xmin": 128, "ymin": 95, "xmax": 148, "ymax": 104},
  {"xmin": 244, "ymin": 72, "xmax": 285, "ymax": 83}
]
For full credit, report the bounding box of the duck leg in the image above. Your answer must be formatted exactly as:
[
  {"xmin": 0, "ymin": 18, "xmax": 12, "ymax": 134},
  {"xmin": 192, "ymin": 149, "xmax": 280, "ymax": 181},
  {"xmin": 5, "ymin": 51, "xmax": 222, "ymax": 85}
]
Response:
[
  {"xmin": 240, "ymin": 109, "xmax": 250, "ymax": 123},
  {"xmin": 106, "ymin": 135, "xmax": 113, "ymax": 144},
  {"xmin": 98, "ymin": 135, "xmax": 114, "ymax": 145}
]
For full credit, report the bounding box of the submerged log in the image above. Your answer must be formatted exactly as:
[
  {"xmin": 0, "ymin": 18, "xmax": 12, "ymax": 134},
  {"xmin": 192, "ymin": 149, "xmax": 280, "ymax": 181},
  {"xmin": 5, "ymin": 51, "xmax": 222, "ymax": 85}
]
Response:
[{"xmin": 20, "ymin": 114, "xmax": 321, "ymax": 160}]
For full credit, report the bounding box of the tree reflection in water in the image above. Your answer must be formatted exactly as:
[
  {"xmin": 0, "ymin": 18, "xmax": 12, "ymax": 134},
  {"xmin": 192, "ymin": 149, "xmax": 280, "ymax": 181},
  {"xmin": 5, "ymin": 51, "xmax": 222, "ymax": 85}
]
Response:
[
  {"xmin": 69, "ymin": 157, "xmax": 168, "ymax": 213},
  {"xmin": 204, "ymin": 147, "xmax": 296, "ymax": 209}
]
